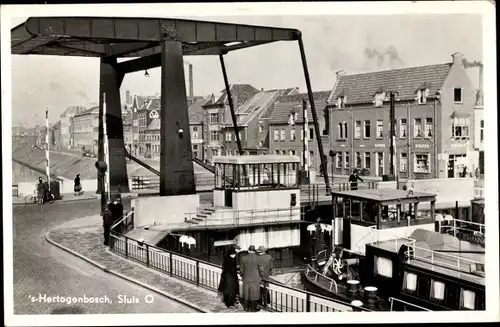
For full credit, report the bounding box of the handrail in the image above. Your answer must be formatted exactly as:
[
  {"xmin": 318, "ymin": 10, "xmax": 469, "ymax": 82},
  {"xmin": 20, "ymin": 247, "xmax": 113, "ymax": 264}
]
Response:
[
  {"xmin": 403, "ymin": 241, "xmax": 484, "ymax": 274},
  {"xmin": 185, "ymin": 206, "xmax": 301, "ymax": 216},
  {"xmin": 306, "ymin": 264, "xmax": 338, "ymax": 293},
  {"xmin": 389, "ymin": 297, "xmax": 432, "ymax": 311},
  {"xmin": 111, "ymin": 208, "xmax": 134, "ymax": 230}
]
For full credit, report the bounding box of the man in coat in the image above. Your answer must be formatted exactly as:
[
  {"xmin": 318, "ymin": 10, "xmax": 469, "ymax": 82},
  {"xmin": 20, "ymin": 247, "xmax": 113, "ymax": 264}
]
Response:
[
  {"xmin": 108, "ymin": 197, "xmax": 124, "ymax": 224},
  {"xmin": 102, "ymin": 202, "xmax": 114, "ymax": 247},
  {"xmin": 240, "ymin": 245, "xmax": 261, "ymax": 312},
  {"xmin": 256, "ymin": 246, "xmax": 273, "ymax": 307}
]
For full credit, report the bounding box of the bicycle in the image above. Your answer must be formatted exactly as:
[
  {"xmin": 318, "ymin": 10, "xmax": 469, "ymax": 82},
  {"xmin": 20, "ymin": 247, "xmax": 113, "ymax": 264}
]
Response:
[
  {"xmin": 24, "ymin": 189, "xmax": 55, "ymax": 205},
  {"xmin": 24, "ymin": 190, "xmax": 38, "ymax": 205}
]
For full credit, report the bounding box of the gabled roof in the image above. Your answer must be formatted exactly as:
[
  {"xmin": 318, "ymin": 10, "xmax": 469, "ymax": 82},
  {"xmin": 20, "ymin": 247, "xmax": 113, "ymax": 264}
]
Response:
[
  {"xmin": 60, "ymin": 105, "xmax": 87, "ymax": 118},
  {"xmin": 133, "ymin": 95, "xmax": 157, "ymax": 111},
  {"xmin": 188, "ymin": 96, "xmax": 211, "ymax": 124},
  {"xmin": 147, "ymin": 118, "xmax": 160, "ymax": 130},
  {"xmin": 266, "ymin": 91, "xmax": 330, "ymax": 124},
  {"xmin": 229, "ymin": 90, "xmax": 283, "ymax": 126},
  {"xmin": 330, "ymin": 63, "xmax": 452, "ymax": 105},
  {"xmin": 215, "ymin": 84, "xmax": 260, "ymax": 107},
  {"xmin": 73, "ymin": 105, "xmax": 99, "ymax": 118}
]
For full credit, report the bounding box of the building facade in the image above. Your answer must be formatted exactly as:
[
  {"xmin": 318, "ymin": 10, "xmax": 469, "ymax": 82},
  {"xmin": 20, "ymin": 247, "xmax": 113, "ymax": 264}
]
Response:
[
  {"xmin": 72, "ymin": 106, "xmax": 99, "ymax": 154},
  {"xmin": 60, "ymin": 105, "xmax": 87, "ymax": 149},
  {"xmin": 328, "ymin": 52, "xmax": 477, "ymax": 179},
  {"xmin": 268, "ymin": 91, "xmax": 330, "ymax": 173},
  {"xmin": 202, "ymin": 84, "xmax": 260, "ymax": 162},
  {"xmin": 223, "ymin": 88, "xmax": 300, "ymax": 156}
]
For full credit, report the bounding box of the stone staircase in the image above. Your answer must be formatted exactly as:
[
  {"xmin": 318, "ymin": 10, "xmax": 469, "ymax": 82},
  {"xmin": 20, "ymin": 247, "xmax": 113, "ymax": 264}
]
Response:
[{"xmin": 185, "ymin": 206, "xmax": 217, "ymax": 225}]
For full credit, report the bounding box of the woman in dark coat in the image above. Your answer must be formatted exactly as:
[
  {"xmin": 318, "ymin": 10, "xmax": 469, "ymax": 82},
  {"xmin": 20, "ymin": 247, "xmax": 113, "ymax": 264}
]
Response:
[{"xmin": 218, "ymin": 247, "xmax": 239, "ymax": 308}]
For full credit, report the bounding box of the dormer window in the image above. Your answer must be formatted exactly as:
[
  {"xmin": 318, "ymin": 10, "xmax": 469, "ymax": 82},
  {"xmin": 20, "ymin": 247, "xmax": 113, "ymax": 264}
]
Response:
[
  {"xmin": 337, "ymin": 96, "xmax": 346, "ymax": 109},
  {"xmin": 288, "ymin": 111, "xmax": 299, "ymax": 125},
  {"xmin": 373, "ymin": 87, "xmax": 386, "ymax": 107},
  {"xmin": 416, "ymin": 83, "xmax": 431, "ymax": 105}
]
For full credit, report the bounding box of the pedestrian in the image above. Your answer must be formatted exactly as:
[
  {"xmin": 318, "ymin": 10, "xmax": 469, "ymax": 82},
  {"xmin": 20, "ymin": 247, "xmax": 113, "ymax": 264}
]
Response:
[
  {"xmin": 217, "ymin": 246, "xmax": 240, "ymax": 308},
  {"xmin": 108, "ymin": 197, "xmax": 124, "ymax": 223},
  {"xmin": 36, "ymin": 177, "xmax": 45, "ymax": 205},
  {"xmin": 74, "ymin": 174, "xmax": 82, "ymax": 196},
  {"xmin": 256, "ymin": 246, "xmax": 273, "ymax": 307},
  {"xmin": 349, "ymin": 169, "xmax": 364, "ymax": 190},
  {"xmin": 102, "ymin": 202, "xmax": 113, "ymax": 247},
  {"xmin": 240, "ymin": 245, "xmax": 262, "ymax": 312}
]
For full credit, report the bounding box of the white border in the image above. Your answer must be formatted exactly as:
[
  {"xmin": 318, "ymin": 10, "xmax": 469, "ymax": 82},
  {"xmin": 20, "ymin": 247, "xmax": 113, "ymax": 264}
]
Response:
[{"xmin": 2, "ymin": 2, "xmax": 497, "ymax": 326}]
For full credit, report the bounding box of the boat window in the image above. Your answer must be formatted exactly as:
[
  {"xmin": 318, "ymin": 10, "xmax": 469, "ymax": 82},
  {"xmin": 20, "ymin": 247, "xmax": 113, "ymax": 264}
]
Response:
[
  {"xmin": 417, "ymin": 277, "xmax": 430, "ymax": 298},
  {"xmin": 460, "ymin": 289, "xmax": 476, "ymax": 310},
  {"xmin": 374, "ymin": 255, "xmax": 393, "ymax": 278},
  {"xmin": 430, "ymin": 280, "xmax": 445, "ymax": 301},
  {"xmin": 403, "ymin": 271, "xmax": 417, "ymax": 292}
]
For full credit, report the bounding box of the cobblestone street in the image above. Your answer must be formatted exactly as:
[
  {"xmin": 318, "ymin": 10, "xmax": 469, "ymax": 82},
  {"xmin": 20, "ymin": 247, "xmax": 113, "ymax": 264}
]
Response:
[{"xmin": 48, "ymin": 217, "xmax": 246, "ymax": 313}]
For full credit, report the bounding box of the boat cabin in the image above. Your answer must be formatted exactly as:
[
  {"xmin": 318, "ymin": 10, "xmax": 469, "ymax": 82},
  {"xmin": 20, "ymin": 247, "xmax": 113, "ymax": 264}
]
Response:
[
  {"xmin": 331, "ymin": 188, "xmax": 438, "ymax": 254},
  {"xmin": 213, "ymin": 155, "xmax": 301, "ymax": 211}
]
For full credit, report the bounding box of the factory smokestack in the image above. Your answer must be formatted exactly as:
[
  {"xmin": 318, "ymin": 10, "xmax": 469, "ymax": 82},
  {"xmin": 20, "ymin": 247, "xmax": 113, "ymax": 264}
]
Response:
[{"xmin": 189, "ymin": 64, "xmax": 194, "ymax": 99}]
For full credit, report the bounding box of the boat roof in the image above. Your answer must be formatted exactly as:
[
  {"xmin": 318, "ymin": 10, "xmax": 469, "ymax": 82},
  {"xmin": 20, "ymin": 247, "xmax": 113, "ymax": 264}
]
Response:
[
  {"xmin": 213, "ymin": 154, "xmax": 301, "ymax": 164},
  {"xmin": 332, "ymin": 188, "xmax": 437, "ymax": 205},
  {"xmin": 369, "ymin": 229, "xmax": 485, "ymax": 286}
]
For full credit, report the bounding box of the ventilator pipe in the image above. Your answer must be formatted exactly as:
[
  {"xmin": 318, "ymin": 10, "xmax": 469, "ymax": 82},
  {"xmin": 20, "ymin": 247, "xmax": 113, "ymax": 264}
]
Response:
[
  {"xmin": 351, "ymin": 300, "xmax": 364, "ymax": 312},
  {"xmin": 364, "ymin": 286, "xmax": 378, "ymax": 303},
  {"xmin": 347, "ymin": 280, "xmax": 360, "ymax": 293}
]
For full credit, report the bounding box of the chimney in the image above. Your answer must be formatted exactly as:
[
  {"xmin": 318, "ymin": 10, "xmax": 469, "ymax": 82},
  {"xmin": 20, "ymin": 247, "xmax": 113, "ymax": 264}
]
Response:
[
  {"xmin": 336, "ymin": 70, "xmax": 346, "ymax": 79},
  {"xmin": 477, "ymin": 65, "xmax": 484, "ymax": 106},
  {"xmin": 126, "ymin": 90, "xmax": 131, "ymax": 105},
  {"xmin": 189, "ymin": 64, "xmax": 194, "ymax": 99},
  {"xmin": 452, "ymin": 52, "xmax": 465, "ymax": 67}
]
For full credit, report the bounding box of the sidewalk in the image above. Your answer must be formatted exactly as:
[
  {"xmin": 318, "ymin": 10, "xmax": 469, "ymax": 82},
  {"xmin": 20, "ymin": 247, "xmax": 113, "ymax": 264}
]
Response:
[
  {"xmin": 46, "ymin": 215, "xmax": 247, "ymax": 313},
  {"xmin": 13, "ymin": 192, "xmax": 98, "ymax": 205}
]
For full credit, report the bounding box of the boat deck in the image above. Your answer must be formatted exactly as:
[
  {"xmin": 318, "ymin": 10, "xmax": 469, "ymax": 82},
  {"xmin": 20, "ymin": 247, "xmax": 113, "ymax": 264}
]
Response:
[{"xmin": 370, "ymin": 233, "xmax": 485, "ymax": 286}]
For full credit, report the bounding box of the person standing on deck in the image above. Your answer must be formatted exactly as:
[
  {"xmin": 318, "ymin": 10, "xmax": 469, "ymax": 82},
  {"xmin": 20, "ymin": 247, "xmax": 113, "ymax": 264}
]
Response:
[
  {"xmin": 256, "ymin": 246, "xmax": 273, "ymax": 307},
  {"xmin": 240, "ymin": 245, "xmax": 261, "ymax": 312},
  {"xmin": 349, "ymin": 169, "xmax": 364, "ymax": 190}
]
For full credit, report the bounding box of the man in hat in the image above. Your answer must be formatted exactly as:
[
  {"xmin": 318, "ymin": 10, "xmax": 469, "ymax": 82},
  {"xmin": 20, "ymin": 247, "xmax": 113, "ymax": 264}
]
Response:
[
  {"xmin": 108, "ymin": 196, "xmax": 124, "ymax": 224},
  {"xmin": 349, "ymin": 169, "xmax": 364, "ymax": 191},
  {"xmin": 102, "ymin": 200, "xmax": 114, "ymax": 247},
  {"xmin": 240, "ymin": 245, "xmax": 261, "ymax": 312},
  {"xmin": 256, "ymin": 246, "xmax": 273, "ymax": 307}
]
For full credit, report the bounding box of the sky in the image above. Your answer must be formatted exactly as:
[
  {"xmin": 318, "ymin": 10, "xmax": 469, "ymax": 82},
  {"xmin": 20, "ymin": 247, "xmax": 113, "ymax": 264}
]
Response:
[{"xmin": 6, "ymin": 6, "xmax": 485, "ymax": 127}]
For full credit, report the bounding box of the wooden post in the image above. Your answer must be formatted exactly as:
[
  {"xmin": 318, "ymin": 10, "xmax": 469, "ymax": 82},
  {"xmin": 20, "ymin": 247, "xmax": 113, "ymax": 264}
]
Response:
[{"xmin": 376, "ymin": 204, "xmax": 382, "ymax": 229}]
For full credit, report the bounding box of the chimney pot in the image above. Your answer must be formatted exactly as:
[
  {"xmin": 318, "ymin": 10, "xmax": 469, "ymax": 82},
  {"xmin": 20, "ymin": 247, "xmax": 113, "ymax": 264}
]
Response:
[
  {"xmin": 452, "ymin": 52, "xmax": 465, "ymax": 67},
  {"xmin": 336, "ymin": 70, "xmax": 346, "ymax": 78}
]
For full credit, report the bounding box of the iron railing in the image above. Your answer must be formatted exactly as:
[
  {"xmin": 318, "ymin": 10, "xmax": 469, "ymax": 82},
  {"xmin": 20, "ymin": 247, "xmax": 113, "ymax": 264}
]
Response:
[
  {"xmin": 184, "ymin": 207, "xmax": 303, "ymax": 227},
  {"xmin": 131, "ymin": 175, "xmax": 214, "ymax": 190},
  {"xmin": 109, "ymin": 209, "xmax": 372, "ymax": 312},
  {"xmin": 403, "ymin": 239, "xmax": 484, "ymax": 274},
  {"xmin": 389, "ymin": 297, "xmax": 432, "ymax": 311}
]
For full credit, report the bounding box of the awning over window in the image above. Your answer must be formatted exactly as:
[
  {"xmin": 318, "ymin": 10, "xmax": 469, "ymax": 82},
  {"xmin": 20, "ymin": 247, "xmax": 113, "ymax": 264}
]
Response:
[{"xmin": 450, "ymin": 109, "xmax": 471, "ymax": 118}]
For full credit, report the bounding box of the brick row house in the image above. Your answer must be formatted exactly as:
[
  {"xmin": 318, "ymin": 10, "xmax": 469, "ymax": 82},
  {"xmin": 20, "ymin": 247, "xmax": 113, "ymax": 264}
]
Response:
[
  {"xmin": 135, "ymin": 95, "xmax": 211, "ymax": 160},
  {"xmin": 267, "ymin": 91, "xmax": 331, "ymax": 174},
  {"xmin": 327, "ymin": 52, "xmax": 478, "ymax": 179},
  {"xmin": 222, "ymin": 88, "xmax": 299, "ymax": 156},
  {"xmin": 202, "ymin": 84, "xmax": 260, "ymax": 162}
]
